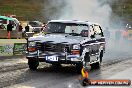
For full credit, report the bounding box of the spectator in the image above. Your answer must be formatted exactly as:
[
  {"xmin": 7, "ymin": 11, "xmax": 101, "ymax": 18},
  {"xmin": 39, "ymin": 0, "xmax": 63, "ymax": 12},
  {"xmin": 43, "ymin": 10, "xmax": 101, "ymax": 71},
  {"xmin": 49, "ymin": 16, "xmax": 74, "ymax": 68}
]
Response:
[
  {"xmin": 41, "ymin": 22, "xmax": 46, "ymax": 31},
  {"xmin": 7, "ymin": 21, "xmax": 13, "ymax": 39},
  {"xmin": 24, "ymin": 24, "xmax": 30, "ymax": 38},
  {"xmin": 17, "ymin": 24, "xmax": 23, "ymax": 39},
  {"xmin": 25, "ymin": 24, "xmax": 29, "ymax": 32},
  {"xmin": 122, "ymin": 30, "xmax": 128, "ymax": 41}
]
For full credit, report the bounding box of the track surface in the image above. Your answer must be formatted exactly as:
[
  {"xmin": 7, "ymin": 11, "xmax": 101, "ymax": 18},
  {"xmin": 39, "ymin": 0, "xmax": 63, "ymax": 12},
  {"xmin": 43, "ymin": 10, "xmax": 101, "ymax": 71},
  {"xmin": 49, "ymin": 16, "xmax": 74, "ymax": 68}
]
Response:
[
  {"xmin": 0, "ymin": 40, "xmax": 132, "ymax": 88},
  {"xmin": 0, "ymin": 55, "xmax": 131, "ymax": 88}
]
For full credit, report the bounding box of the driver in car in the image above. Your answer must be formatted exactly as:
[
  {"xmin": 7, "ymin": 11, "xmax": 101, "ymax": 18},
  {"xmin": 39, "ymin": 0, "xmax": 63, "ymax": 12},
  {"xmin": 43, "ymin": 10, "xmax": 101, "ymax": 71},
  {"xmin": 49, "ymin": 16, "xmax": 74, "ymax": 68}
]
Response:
[{"xmin": 81, "ymin": 30, "xmax": 88, "ymax": 37}]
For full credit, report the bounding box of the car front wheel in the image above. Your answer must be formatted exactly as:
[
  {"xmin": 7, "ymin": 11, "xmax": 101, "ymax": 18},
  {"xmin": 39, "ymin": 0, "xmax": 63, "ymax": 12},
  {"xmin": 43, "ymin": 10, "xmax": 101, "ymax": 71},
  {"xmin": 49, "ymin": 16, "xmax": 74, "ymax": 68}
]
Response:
[
  {"xmin": 76, "ymin": 52, "xmax": 91, "ymax": 73},
  {"xmin": 28, "ymin": 59, "xmax": 39, "ymax": 70}
]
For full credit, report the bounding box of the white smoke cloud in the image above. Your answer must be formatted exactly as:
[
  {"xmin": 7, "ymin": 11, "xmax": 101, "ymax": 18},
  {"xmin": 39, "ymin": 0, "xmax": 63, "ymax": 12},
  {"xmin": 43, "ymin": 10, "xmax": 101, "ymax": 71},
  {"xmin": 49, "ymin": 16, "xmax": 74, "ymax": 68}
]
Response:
[
  {"xmin": 42, "ymin": 0, "xmax": 132, "ymax": 60},
  {"xmin": 42, "ymin": 0, "xmax": 67, "ymax": 20},
  {"xmin": 43, "ymin": 0, "xmax": 113, "ymax": 28},
  {"xmin": 59, "ymin": 0, "xmax": 112, "ymax": 28}
]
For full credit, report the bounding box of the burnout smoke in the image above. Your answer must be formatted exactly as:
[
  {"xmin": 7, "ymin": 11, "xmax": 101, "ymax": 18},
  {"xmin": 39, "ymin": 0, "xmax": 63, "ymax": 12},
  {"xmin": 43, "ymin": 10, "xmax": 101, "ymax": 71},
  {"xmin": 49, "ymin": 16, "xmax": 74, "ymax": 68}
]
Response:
[
  {"xmin": 42, "ymin": 0, "xmax": 132, "ymax": 60},
  {"xmin": 61, "ymin": 0, "xmax": 112, "ymax": 28},
  {"xmin": 43, "ymin": 0, "xmax": 68, "ymax": 21},
  {"xmin": 43, "ymin": 0, "xmax": 112, "ymax": 28}
]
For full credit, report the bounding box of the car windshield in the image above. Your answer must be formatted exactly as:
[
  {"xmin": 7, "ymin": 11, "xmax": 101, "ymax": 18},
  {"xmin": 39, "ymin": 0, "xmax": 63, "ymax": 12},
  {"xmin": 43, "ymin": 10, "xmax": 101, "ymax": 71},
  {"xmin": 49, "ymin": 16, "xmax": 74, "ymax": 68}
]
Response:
[{"xmin": 45, "ymin": 22, "xmax": 89, "ymax": 36}]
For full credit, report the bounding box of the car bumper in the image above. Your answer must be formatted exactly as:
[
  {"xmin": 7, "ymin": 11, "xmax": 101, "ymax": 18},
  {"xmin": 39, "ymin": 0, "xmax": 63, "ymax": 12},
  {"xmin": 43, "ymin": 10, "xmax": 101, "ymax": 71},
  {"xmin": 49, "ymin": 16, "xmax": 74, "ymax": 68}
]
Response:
[{"xmin": 26, "ymin": 51, "xmax": 82, "ymax": 64}]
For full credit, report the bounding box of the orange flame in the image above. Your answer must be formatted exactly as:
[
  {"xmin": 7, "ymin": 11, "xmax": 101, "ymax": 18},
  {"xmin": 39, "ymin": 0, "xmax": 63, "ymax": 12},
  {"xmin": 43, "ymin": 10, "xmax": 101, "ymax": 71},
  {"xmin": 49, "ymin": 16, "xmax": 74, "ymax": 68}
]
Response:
[{"xmin": 81, "ymin": 67, "xmax": 89, "ymax": 78}]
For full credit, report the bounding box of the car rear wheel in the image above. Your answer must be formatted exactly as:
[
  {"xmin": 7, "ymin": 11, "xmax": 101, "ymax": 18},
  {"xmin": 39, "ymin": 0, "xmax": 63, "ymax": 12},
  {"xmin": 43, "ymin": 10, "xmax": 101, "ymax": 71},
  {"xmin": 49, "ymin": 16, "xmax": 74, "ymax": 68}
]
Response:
[{"xmin": 28, "ymin": 59, "xmax": 39, "ymax": 70}]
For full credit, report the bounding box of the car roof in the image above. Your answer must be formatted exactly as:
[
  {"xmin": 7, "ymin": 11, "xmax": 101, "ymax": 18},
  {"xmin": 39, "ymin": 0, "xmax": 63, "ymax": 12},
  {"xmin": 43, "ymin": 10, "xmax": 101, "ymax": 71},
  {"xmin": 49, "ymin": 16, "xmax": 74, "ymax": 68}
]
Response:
[
  {"xmin": 48, "ymin": 20, "xmax": 101, "ymax": 26},
  {"xmin": 49, "ymin": 20, "xmax": 89, "ymax": 25},
  {"xmin": 0, "ymin": 16, "xmax": 13, "ymax": 20},
  {"xmin": 86, "ymin": 22, "xmax": 101, "ymax": 26}
]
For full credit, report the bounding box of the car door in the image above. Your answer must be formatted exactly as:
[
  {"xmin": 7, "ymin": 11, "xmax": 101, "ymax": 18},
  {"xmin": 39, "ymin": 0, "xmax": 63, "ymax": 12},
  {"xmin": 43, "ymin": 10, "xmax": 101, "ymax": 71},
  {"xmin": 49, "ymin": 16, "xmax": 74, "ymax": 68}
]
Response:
[
  {"xmin": 89, "ymin": 24, "xmax": 103, "ymax": 61},
  {"xmin": 93, "ymin": 25, "xmax": 104, "ymax": 55}
]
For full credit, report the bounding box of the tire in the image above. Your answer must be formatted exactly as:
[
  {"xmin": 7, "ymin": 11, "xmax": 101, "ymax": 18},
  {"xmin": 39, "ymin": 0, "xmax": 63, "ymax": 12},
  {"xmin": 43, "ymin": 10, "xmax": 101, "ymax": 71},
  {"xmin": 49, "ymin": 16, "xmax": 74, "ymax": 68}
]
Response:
[
  {"xmin": 94, "ymin": 50, "xmax": 103, "ymax": 69},
  {"xmin": 99, "ymin": 50, "xmax": 103, "ymax": 63},
  {"xmin": 76, "ymin": 63, "xmax": 83, "ymax": 73},
  {"xmin": 76, "ymin": 52, "xmax": 90, "ymax": 73},
  {"xmin": 28, "ymin": 59, "xmax": 39, "ymax": 70}
]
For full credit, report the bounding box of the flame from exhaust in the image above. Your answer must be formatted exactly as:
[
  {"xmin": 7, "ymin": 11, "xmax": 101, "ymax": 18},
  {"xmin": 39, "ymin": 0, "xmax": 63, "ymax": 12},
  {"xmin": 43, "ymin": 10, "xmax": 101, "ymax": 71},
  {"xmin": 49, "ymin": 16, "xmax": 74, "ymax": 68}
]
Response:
[{"xmin": 81, "ymin": 67, "xmax": 89, "ymax": 78}]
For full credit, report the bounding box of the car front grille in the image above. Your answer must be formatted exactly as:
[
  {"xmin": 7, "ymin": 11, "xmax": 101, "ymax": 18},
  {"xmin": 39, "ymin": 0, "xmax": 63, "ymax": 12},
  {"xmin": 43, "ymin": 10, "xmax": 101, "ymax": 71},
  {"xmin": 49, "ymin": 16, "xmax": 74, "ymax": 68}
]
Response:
[
  {"xmin": 36, "ymin": 42, "xmax": 44, "ymax": 51},
  {"xmin": 36, "ymin": 42, "xmax": 70, "ymax": 53},
  {"xmin": 45, "ymin": 43, "xmax": 64, "ymax": 52}
]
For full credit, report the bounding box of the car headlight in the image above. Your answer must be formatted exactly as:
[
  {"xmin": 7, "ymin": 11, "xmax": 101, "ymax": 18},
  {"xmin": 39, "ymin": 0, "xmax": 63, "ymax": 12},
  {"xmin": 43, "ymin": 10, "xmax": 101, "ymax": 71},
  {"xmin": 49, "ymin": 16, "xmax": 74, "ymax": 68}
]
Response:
[
  {"xmin": 73, "ymin": 44, "xmax": 80, "ymax": 50},
  {"xmin": 28, "ymin": 42, "xmax": 36, "ymax": 47}
]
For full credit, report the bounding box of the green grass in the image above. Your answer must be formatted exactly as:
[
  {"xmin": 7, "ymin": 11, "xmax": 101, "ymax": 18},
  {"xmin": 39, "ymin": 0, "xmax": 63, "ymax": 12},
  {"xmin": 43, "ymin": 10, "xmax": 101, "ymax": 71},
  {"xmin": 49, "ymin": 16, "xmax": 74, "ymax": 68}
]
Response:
[{"xmin": 0, "ymin": 0, "xmax": 43, "ymax": 21}]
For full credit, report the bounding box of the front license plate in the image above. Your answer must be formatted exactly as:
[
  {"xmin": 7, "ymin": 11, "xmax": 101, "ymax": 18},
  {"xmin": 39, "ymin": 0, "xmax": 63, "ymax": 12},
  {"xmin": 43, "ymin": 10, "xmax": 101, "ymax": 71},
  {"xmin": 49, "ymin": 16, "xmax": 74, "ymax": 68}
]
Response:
[{"xmin": 46, "ymin": 56, "xmax": 58, "ymax": 61}]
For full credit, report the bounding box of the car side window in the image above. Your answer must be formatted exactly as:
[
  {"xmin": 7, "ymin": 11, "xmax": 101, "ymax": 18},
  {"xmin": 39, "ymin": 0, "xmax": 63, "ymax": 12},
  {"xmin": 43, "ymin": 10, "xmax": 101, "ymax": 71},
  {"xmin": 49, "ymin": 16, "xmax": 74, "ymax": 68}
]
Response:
[
  {"xmin": 89, "ymin": 25, "xmax": 95, "ymax": 38},
  {"xmin": 93, "ymin": 25, "xmax": 104, "ymax": 38}
]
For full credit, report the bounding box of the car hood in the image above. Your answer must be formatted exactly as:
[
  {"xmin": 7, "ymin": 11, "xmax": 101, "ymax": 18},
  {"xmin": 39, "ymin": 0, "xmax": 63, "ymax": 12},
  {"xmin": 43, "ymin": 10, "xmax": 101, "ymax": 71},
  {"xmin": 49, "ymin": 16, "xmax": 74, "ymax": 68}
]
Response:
[{"xmin": 28, "ymin": 34, "xmax": 89, "ymax": 44}]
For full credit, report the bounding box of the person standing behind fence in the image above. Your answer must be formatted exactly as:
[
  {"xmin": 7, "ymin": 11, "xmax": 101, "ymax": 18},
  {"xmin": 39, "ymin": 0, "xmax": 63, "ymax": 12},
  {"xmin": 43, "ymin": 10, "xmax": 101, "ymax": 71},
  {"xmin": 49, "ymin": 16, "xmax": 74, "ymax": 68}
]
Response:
[
  {"xmin": 41, "ymin": 23, "xmax": 46, "ymax": 31},
  {"xmin": 17, "ymin": 23, "xmax": 23, "ymax": 39},
  {"xmin": 24, "ymin": 24, "xmax": 30, "ymax": 38},
  {"xmin": 25, "ymin": 24, "xmax": 29, "ymax": 32},
  {"xmin": 7, "ymin": 21, "xmax": 13, "ymax": 39},
  {"xmin": 122, "ymin": 29, "xmax": 128, "ymax": 41}
]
